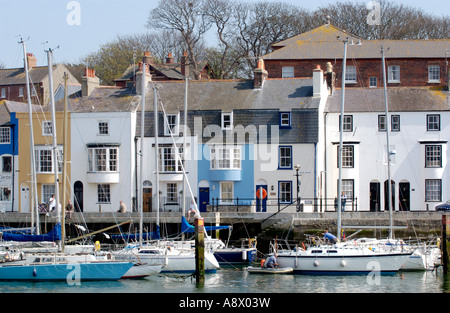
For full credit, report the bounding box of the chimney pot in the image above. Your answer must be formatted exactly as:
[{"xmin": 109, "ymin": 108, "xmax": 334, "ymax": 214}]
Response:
[{"xmin": 26, "ymin": 53, "xmax": 37, "ymax": 68}]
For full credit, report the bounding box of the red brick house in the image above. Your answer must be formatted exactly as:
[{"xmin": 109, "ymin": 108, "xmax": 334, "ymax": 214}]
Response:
[
  {"xmin": 0, "ymin": 53, "xmax": 80, "ymax": 105},
  {"xmin": 262, "ymin": 23, "xmax": 450, "ymax": 89}
]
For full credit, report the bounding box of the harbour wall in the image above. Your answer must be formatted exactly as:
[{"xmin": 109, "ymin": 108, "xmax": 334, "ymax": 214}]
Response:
[{"xmin": 0, "ymin": 211, "xmax": 442, "ymax": 240}]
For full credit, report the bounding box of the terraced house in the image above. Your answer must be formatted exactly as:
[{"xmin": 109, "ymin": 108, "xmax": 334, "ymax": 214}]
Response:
[{"xmin": 263, "ymin": 23, "xmax": 450, "ymax": 212}]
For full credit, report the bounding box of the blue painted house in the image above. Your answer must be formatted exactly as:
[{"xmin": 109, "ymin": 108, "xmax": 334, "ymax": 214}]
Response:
[
  {"xmin": 139, "ymin": 61, "xmax": 329, "ymax": 214},
  {"xmin": 0, "ymin": 102, "xmax": 19, "ymax": 212}
]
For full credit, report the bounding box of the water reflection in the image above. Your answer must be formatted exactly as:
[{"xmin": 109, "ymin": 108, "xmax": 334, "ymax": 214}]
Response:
[{"xmin": 0, "ymin": 267, "xmax": 447, "ymax": 293}]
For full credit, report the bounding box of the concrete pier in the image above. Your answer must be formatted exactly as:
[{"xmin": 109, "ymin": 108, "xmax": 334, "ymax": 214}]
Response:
[{"xmin": 1, "ymin": 211, "xmax": 442, "ymax": 237}]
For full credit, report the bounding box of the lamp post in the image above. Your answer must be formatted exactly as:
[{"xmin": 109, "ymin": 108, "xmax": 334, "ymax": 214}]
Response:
[{"xmin": 294, "ymin": 164, "xmax": 302, "ymax": 212}]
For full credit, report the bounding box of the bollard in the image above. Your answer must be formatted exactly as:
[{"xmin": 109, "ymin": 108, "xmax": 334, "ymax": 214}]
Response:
[{"xmin": 195, "ymin": 218, "xmax": 205, "ymax": 286}]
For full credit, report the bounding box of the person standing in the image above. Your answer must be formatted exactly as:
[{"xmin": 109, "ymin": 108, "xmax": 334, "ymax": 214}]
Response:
[
  {"xmin": 341, "ymin": 192, "xmax": 347, "ymax": 212},
  {"xmin": 48, "ymin": 195, "xmax": 56, "ymax": 212}
]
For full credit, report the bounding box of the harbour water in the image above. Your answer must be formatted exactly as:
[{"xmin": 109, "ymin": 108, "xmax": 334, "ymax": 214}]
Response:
[{"xmin": 0, "ymin": 266, "xmax": 447, "ymax": 294}]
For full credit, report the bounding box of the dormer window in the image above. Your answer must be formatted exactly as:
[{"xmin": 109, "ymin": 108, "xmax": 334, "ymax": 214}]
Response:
[
  {"xmin": 279, "ymin": 112, "xmax": 291, "ymax": 128},
  {"xmin": 164, "ymin": 113, "xmax": 179, "ymax": 136},
  {"xmin": 221, "ymin": 112, "xmax": 233, "ymax": 130}
]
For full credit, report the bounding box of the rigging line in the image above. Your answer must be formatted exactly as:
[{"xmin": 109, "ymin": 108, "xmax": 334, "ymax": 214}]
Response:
[{"xmin": 155, "ymin": 88, "xmax": 198, "ymax": 213}]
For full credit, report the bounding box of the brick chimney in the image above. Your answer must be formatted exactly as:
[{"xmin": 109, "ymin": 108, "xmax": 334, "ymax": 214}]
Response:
[
  {"xmin": 142, "ymin": 51, "xmax": 153, "ymax": 64},
  {"xmin": 136, "ymin": 62, "xmax": 152, "ymax": 95},
  {"xmin": 26, "ymin": 53, "xmax": 37, "ymax": 69},
  {"xmin": 166, "ymin": 52, "xmax": 174, "ymax": 64},
  {"xmin": 253, "ymin": 58, "xmax": 268, "ymax": 89},
  {"xmin": 325, "ymin": 62, "xmax": 336, "ymax": 95},
  {"xmin": 181, "ymin": 51, "xmax": 189, "ymax": 77},
  {"xmin": 81, "ymin": 67, "xmax": 100, "ymax": 97}
]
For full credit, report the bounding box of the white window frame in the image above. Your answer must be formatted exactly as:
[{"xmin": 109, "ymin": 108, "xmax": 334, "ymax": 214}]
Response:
[
  {"xmin": 220, "ymin": 181, "xmax": 233, "ymax": 204},
  {"xmin": 369, "ymin": 77, "xmax": 377, "ymax": 88},
  {"xmin": 166, "ymin": 183, "xmax": 178, "ymax": 203},
  {"xmin": 278, "ymin": 146, "xmax": 292, "ymax": 169},
  {"xmin": 425, "ymin": 145, "xmax": 442, "ymax": 168},
  {"xmin": 427, "ymin": 114, "xmax": 440, "ymax": 131},
  {"xmin": 35, "ymin": 146, "xmax": 63, "ymax": 174},
  {"xmin": 282, "ymin": 66, "xmax": 294, "ymax": 78},
  {"xmin": 345, "ymin": 65, "xmax": 357, "ymax": 83},
  {"xmin": 97, "ymin": 184, "xmax": 111, "ymax": 204},
  {"xmin": 42, "ymin": 121, "xmax": 52, "ymax": 136},
  {"xmin": 425, "ymin": 179, "xmax": 441, "ymax": 202},
  {"xmin": 279, "ymin": 112, "xmax": 291, "ymax": 128},
  {"xmin": 88, "ymin": 147, "xmax": 119, "ymax": 173},
  {"xmin": 158, "ymin": 145, "xmax": 184, "ymax": 173},
  {"xmin": 279, "ymin": 181, "xmax": 292, "ymax": 204},
  {"xmin": 1, "ymin": 88, "xmax": 5, "ymax": 99},
  {"xmin": 98, "ymin": 121, "xmax": 109, "ymax": 135},
  {"xmin": 210, "ymin": 145, "xmax": 241, "ymax": 170},
  {"xmin": 0, "ymin": 127, "xmax": 10, "ymax": 144},
  {"xmin": 388, "ymin": 65, "xmax": 400, "ymax": 83},
  {"xmin": 164, "ymin": 113, "xmax": 179, "ymax": 136},
  {"xmin": 221, "ymin": 112, "xmax": 233, "ymax": 130},
  {"xmin": 42, "ymin": 184, "xmax": 55, "ymax": 205},
  {"xmin": 18, "ymin": 87, "xmax": 24, "ymax": 98},
  {"xmin": 428, "ymin": 65, "xmax": 440, "ymax": 83}
]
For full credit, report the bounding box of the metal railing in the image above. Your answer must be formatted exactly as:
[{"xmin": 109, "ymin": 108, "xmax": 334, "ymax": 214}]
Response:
[{"xmin": 146, "ymin": 196, "xmax": 358, "ymax": 213}]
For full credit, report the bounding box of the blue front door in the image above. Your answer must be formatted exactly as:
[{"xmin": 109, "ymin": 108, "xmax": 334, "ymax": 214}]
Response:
[
  {"xmin": 199, "ymin": 187, "xmax": 210, "ymax": 212},
  {"xmin": 255, "ymin": 185, "xmax": 267, "ymax": 212}
]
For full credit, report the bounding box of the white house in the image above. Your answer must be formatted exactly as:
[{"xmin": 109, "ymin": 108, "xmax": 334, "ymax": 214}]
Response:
[
  {"xmin": 324, "ymin": 87, "xmax": 450, "ymax": 212},
  {"xmin": 69, "ymin": 85, "xmax": 140, "ymax": 213}
]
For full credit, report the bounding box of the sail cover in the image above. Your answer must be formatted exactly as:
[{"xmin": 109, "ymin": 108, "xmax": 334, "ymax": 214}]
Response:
[
  {"xmin": 181, "ymin": 216, "xmax": 230, "ymax": 233},
  {"xmin": 1, "ymin": 223, "xmax": 62, "ymax": 242}
]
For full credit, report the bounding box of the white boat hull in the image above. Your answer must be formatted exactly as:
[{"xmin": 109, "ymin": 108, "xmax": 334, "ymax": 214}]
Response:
[
  {"xmin": 276, "ymin": 246, "xmax": 411, "ymax": 275},
  {"xmin": 121, "ymin": 263, "xmax": 163, "ymax": 279}
]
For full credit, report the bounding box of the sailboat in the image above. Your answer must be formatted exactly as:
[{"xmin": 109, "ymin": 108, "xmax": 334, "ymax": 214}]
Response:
[
  {"xmin": 274, "ymin": 38, "xmax": 411, "ymax": 275},
  {"xmin": 179, "ymin": 216, "xmax": 257, "ymax": 265},
  {"xmin": 0, "ymin": 44, "xmax": 134, "ymax": 281}
]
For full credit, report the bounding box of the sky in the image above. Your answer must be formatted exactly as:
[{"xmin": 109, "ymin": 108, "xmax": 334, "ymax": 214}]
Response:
[{"xmin": 0, "ymin": 0, "xmax": 448, "ymax": 69}]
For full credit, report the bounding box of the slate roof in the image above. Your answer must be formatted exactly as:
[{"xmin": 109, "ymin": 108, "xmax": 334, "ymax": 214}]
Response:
[
  {"xmin": 66, "ymin": 87, "xmax": 140, "ymax": 113},
  {"xmin": 144, "ymin": 78, "xmax": 319, "ymax": 112},
  {"xmin": 0, "ymin": 66, "xmax": 51, "ymax": 85},
  {"xmin": 325, "ymin": 87, "xmax": 450, "ymax": 113},
  {"xmin": 264, "ymin": 24, "xmax": 450, "ymax": 60},
  {"xmin": 137, "ymin": 78, "xmax": 321, "ymax": 143}
]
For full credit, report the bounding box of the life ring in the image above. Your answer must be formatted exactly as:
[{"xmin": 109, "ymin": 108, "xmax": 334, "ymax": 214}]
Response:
[{"xmin": 256, "ymin": 187, "xmax": 267, "ymax": 199}]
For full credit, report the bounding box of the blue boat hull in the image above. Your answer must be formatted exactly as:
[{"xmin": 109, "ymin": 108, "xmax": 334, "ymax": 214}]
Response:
[
  {"xmin": 214, "ymin": 248, "xmax": 257, "ymax": 264},
  {"xmin": 0, "ymin": 262, "xmax": 133, "ymax": 281}
]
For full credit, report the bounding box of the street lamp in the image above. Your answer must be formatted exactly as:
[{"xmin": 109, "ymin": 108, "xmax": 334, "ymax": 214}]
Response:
[{"xmin": 294, "ymin": 164, "xmax": 302, "ymax": 212}]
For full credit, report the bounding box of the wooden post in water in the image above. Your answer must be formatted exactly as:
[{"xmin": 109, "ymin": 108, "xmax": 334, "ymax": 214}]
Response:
[
  {"xmin": 442, "ymin": 215, "xmax": 450, "ymax": 274},
  {"xmin": 195, "ymin": 218, "xmax": 205, "ymax": 286}
]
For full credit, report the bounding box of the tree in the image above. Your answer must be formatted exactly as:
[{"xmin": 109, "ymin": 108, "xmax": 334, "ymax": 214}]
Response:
[
  {"xmin": 314, "ymin": 1, "xmax": 449, "ymax": 40},
  {"xmin": 147, "ymin": 0, "xmax": 212, "ymax": 79}
]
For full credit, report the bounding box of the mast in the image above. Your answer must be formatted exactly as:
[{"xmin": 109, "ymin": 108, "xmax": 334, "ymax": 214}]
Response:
[
  {"xmin": 182, "ymin": 71, "xmax": 188, "ymax": 240},
  {"xmin": 62, "ymin": 72, "xmax": 69, "ymax": 250},
  {"xmin": 337, "ymin": 38, "xmax": 348, "ymax": 242},
  {"xmin": 138, "ymin": 63, "xmax": 146, "ymax": 245},
  {"xmin": 20, "ymin": 38, "xmax": 40, "ymax": 235},
  {"xmin": 46, "ymin": 48, "xmax": 61, "ymax": 250},
  {"xmin": 381, "ymin": 46, "xmax": 394, "ymax": 239},
  {"xmin": 153, "ymin": 83, "xmax": 160, "ymax": 237}
]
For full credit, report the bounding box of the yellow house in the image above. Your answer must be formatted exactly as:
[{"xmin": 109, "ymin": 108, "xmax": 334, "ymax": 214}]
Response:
[{"xmin": 9, "ymin": 101, "xmax": 71, "ymax": 213}]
